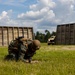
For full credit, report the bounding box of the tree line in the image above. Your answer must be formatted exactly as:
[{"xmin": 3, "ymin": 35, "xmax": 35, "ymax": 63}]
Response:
[{"xmin": 35, "ymin": 30, "xmax": 56, "ymax": 43}]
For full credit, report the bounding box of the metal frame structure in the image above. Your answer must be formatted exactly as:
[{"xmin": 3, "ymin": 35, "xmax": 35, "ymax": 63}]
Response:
[
  {"xmin": 0, "ymin": 26, "xmax": 34, "ymax": 46},
  {"xmin": 56, "ymin": 23, "xmax": 75, "ymax": 45}
]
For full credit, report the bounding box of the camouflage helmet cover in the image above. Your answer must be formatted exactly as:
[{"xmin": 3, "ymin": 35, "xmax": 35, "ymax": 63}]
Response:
[{"xmin": 32, "ymin": 40, "xmax": 41, "ymax": 50}]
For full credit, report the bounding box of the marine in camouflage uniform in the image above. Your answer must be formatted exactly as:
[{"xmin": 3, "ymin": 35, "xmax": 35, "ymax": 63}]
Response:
[
  {"xmin": 24, "ymin": 40, "xmax": 41, "ymax": 63},
  {"xmin": 5, "ymin": 36, "xmax": 41, "ymax": 63}
]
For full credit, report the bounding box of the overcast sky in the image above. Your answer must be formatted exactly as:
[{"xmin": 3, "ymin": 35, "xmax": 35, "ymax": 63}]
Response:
[{"xmin": 0, "ymin": 0, "xmax": 75, "ymax": 33}]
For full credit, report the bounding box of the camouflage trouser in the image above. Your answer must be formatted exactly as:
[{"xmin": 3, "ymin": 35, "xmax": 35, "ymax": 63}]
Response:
[
  {"xmin": 24, "ymin": 51, "xmax": 36, "ymax": 63},
  {"xmin": 19, "ymin": 53, "xmax": 26, "ymax": 62},
  {"xmin": 5, "ymin": 53, "xmax": 26, "ymax": 62},
  {"xmin": 6, "ymin": 43, "xmax": 27, "ymax": 62},
  {"xmin": 16, "ymin": 43, "xmax": 27, "ymax": 61},
  {"xmin": 4, "ymin": 53, "xmax": 15, "ymax": 60}
]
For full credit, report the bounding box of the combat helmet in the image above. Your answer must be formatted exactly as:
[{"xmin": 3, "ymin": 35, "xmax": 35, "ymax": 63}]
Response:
[{"xmin": 32, "ymin": 40, "xmax": 41, "ymax": 50}]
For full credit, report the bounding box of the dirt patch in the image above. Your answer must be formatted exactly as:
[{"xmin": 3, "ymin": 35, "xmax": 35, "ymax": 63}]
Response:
[
  {"xmin": 31, "ymin": 60, "xmax": 39, "ymax": 63},
  {"xmin": 24, "ymin": 60, "xmax": 40, "ymax": 63},
  {"xmin": 62, "ymin": 46, "xmax": 75, "ymax": 50}
]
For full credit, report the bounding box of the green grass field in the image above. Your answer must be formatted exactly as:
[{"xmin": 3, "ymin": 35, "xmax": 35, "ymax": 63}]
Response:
[{"xmin": 0, "ymin": 44, "xmax": 75, "ymax": 75}]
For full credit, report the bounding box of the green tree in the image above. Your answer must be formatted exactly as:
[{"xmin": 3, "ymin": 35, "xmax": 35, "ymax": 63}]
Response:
[
  {"xmin": 35, "ymin": 31, "xmax": 40, "ymax": 40},
  {"xmin": 35, "ymin": 30, "xmax": 56, "ymax": 43},
  {"xmin": 51, "ymin": 31, "xmax": 56, "ymax": 36},
  {"xmin": 44, "ymin": 30, "xmax": 51, "ymax": 42},
  {"xmin": 35, "ymin": 31, "xmax": 45, "ymax": 42}
]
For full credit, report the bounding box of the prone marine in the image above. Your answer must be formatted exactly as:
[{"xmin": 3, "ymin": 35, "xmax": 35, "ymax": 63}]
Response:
[{"xmin": 5, "ymin": 36, "xmax": 41, "ymax": 63}]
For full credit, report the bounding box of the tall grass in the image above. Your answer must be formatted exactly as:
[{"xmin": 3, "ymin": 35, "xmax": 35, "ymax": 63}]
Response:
[{"xmin": 0, "ymin": 44, "xmax": 75, "ymax": 75}]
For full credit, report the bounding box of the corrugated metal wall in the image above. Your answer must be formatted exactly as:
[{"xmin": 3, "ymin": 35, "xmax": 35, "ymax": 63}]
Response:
[
  {"xmin": 56, "ymin": 23, "xmax": 75, "ymax": 45},
  {"xmin": 0, "ymin": 26, "xmax": 34, "ymax": 46}
]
